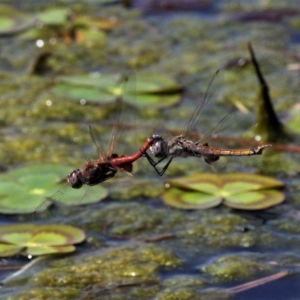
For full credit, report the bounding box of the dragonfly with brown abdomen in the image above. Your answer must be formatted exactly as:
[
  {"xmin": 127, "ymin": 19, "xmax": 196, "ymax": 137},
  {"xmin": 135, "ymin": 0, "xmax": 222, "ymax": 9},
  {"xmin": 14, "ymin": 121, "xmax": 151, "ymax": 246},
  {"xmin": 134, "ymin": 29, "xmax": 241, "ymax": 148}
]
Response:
[
  {"xmin": 143, "ymin": 71, "xmax": 272, "ymax": 176},
  {"xmin": 144, "ymin": 134, "xmax": 271, "ymax": 176}
]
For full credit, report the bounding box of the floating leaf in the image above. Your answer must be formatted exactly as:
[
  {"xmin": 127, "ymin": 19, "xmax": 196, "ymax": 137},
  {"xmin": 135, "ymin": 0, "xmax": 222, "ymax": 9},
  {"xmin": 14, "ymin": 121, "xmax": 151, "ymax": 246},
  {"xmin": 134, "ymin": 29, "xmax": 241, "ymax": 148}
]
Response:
[
  {"xmin": 75, "ymin": 28, "xmax": 106, "ymax": 44},
  {"xmin": 162, "ymin": 173, "xmax": 285, "ymax": 210},
  {"xmin": 0, "ymin": 164, "xmax": 108, "ymax": 214},
  {"xmin": 167, "ymin": 173, "xmax": 222, "ymax": 194},
  {"xmin": 0, "ymin": 224, "xmax": 85, "ymax": 257},
  {"xmin": 52, "ymin": 83, "xmax": 114, "ymax": 103},
  {"xmin": 74, "ymin": 14, "xmax": 120, "ymax": 31},
  {"xmin": 0, "ymin": 244, "xmax": 22, "ymax": 257},
  {"xmin": 131, "ymin": 73, "xmax": 183, "ymax": 94},
  {"xmin": 162, "ymin": 187, "xmax": 222, "ymax": 209},
  {"xmin": 0, "ymin": 5, "xmax": 35, "ymax": 36},
  {"xmin": 221, "ymin": 173, "xmax": 284, "ymax": 192},
  {"xmin": 27, "ymin": 245, "xmax": 76, "ymax": 256},
  {"xmin": 51, "ymin": 73, "xmax": 182, "ymax": 108},
  {"xmin": 36, "ymin": 8, "xmax": 69, "ymax": 26},
  {"xmin": 224, "ymin": 190, "xmax": 285, "ymax": 210}
]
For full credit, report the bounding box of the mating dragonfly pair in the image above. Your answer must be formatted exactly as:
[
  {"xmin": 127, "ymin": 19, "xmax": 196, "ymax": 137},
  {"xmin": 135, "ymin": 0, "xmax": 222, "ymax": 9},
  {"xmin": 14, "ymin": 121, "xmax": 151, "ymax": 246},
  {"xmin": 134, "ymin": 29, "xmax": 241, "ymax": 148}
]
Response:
[{"xmin": 67, "ymin": 129, "xmax": 271, "ymax": 189}]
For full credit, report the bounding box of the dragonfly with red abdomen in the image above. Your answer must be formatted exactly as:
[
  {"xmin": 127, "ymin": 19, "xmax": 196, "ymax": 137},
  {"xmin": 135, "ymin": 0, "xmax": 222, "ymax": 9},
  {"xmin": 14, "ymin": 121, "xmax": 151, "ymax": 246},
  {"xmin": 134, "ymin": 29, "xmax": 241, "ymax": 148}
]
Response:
[
  {"xmin": 143, "ymin": 71, "xmax": 272, "ymax": 176},
  {"xmin": 35, "ymin": 120, "xmax": 163, "ymax": 213},
  {"xmin": 66, "ymin": 127, "xmax": 163, "ymax": 189}
]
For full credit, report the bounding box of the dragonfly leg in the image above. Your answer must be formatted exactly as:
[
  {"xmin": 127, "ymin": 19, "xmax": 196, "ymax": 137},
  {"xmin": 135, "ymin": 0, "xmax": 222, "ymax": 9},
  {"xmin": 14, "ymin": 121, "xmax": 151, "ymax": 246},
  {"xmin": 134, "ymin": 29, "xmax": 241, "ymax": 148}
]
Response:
[
  {"xmin": 144, "ymin": 152, "xmax": 167, "ymax": 166},
  {"xmin": 157, "ymin": 157, "xmax": 173, "ymax": 176},
  {"xmin": 144, "ymin": 152, "xmax": 165, "ymax": 175},
  {"xmin": 143, "ymin": 151, "xmax": 157, "ymax": 165},
  {"xmin": 144, "ymin": 152, "xmax": 173, "ymax": 176}
]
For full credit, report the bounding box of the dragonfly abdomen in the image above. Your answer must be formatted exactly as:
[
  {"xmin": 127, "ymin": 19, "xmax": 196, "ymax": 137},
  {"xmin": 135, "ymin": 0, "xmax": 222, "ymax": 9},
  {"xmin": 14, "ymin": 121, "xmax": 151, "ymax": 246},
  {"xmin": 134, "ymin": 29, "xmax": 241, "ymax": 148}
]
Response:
[{"xmin": 198, "ymin": 144, "xmax": 272, "ymax": 157}]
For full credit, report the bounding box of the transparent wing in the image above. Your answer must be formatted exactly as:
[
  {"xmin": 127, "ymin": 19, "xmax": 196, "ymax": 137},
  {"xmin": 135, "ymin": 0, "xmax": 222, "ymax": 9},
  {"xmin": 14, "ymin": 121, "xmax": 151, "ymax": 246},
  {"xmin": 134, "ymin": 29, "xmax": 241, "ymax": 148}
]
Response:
[
  {"xmin": 33, "ymin": 179, "xmax": 68, "ymax": 215},
  {"xmin": 107, "ymin": 71, "xmax": 136, "ymax": 157},
  {"xmin": 195, "ymin": 109, "xmax": 235, "ymax": 146},
  {"xmin": 184, "ymin": 69, "xmax": 220, "ymax": 140},
  {"xmin": 89, "ymin": 125, "xmax": 106, "ymax": 159}
]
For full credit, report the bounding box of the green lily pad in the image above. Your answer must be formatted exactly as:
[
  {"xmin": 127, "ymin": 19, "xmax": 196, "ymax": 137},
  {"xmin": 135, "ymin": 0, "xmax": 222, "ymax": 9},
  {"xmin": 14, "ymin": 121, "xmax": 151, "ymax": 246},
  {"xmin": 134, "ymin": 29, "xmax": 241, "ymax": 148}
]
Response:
[
  {"xmin": 26, "ymin": 245, "xmax": 76, "ymax": 256},
  {"xmin": 36, "ymin": 8, "xmax": 69, "ymax": 26},
  {"xmin": 0, "ymin": 164, "xmax": 108, "ymax": 214},
  {"xmin": 0, "ymin": 224, "xmax": 85, "ymax": 257},
  {"xmin": 51, "ymin": 73, "xmax": 182, "ymax": 108},
  {"xmin": 52, "ymin": 83, "xmax": 114, "ymax": 103},
  {"xmin": 0, "ymin": 244, "xmax": 23, "ymax": 257},
  {"xmin": 224, "ymin": 190, "xmax": 285, "ymax": 210},
  {"xmin": 221, "ymin": 173, "xmax": 284, "ymax": 192},
  {"xmin": 0, "ymin": 5, "xmax": 35, "ymax": 36},
  {"xmin": 162, "ymin": 187, "xmax": 222, "ymax": 210},
  {"xmin": 73, "ymin": 14, "xmax": 120, "ymax": 31},
  {"xmin": 76, "ymin": 28, "xmax": 106, "ymax": 44},
  {"xmin": 131, "ymin": 73, "xmax": 183, "ymax": 94},
  {"xmin": 162, "ymin": 173, "xmax": 285, "ymax": 210}
]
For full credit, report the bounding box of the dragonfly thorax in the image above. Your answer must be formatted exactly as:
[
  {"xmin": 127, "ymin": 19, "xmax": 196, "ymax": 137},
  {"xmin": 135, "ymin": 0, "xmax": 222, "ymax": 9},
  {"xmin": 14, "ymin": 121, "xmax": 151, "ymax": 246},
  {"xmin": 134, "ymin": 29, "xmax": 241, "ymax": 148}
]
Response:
[
  {"xmin": 150, "ymin": 139, "xmax": 168, "ymax": 158},
  {"xmin": 165, "ymin": 136, "xmax": 195, "ymax": 158}
]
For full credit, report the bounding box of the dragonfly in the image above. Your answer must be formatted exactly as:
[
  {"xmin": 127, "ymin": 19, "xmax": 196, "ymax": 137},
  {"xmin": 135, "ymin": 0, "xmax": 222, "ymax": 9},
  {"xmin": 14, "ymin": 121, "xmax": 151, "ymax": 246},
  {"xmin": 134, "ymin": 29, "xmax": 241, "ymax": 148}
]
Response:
[
  {"xmin": 36, "ymin": 121, "xmax": 163, "ymax": 213},
  {"xmin": 67, "ymin": 127, "xmax": 163, "ymax": 189},
  {"xmin": 143, "ymin": 71, "xmax": 272, "ymax": 176},
  {"xmin": 144, "ymin": 135, "xmax": 271, "ymax": 176}
]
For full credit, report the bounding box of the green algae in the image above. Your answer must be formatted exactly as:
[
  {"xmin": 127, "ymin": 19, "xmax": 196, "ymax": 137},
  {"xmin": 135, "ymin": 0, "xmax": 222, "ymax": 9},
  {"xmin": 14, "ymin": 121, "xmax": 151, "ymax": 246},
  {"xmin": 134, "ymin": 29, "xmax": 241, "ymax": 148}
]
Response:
[
  {"xmin": 157, "ymin": 275, "xmax": 232, "ymax": 300},
  {"xmin": 155, "ymin": 287, "xmax": 232, "ymax": 300},
  {"xmin": 4, "ymin": 287, "xmax": 80, "ymax": 300},
  {"xmin": 84, "ymin": 202, "xmax": 169, "ymax": 236},
  {"xmin": 201, "ymin": 254, "xmax": 271, "ymax": 283},
  {"xmin": 108, "ymin": 179, "xmax": 165, "ymax": 200},
  {"xmin": 4, "ymin": 243, "xmax": 181, "ymax": 299}
]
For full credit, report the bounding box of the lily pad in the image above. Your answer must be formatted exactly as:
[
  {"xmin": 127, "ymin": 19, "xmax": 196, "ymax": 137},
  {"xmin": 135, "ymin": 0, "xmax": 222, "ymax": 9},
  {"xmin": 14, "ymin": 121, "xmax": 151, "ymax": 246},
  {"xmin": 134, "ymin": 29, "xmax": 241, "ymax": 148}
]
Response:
[
  {"xmin": 162, "ymin": 187, "xmax": 222, "ymax": 210},
  {"xmin": 0, "ymin": 5, "xmax": 35, "ymax": 36},
  {"xmin": 162, "ymin": 173, "xmax": 285, "ymax": 210},
  {"xmin": 0, "ymin": 223, "xmax": 85, "ymax": 257},
  {"xmin": 75, "ymin": 28, "xmax": 106, "ymax": 44},
  {"xmin": 51, "ymin": 73, "xmax": 182, "ymax": 108},
  {"xmin": 224, "ymin": 190, "xmax": 285, "ymax": 210},
  {"xmin": 0, "ymin": 164, "xmax": 108, "ymax": 214},
  {"xmin": 22, "ymin": 9, "xmax": 107, "ymax": 45},
  {"xmin": 74, "ymin": 14, "xmax": 120, "ymax": 31},
  {"xmin": 36, "ymin": 8, "xmax": 70, "ymax": 26}
]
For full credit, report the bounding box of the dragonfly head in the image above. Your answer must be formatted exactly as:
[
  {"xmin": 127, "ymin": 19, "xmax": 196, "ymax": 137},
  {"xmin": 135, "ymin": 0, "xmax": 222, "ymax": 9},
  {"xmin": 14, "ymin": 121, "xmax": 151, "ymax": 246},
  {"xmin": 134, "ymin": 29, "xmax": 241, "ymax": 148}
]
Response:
[
  {"xmin": 67, "ymin": 169, "xmax": 83, "ymax": 189},
  {"xmin": 150, "ymin": 135, "xmax": 167, "ymax": 158}
]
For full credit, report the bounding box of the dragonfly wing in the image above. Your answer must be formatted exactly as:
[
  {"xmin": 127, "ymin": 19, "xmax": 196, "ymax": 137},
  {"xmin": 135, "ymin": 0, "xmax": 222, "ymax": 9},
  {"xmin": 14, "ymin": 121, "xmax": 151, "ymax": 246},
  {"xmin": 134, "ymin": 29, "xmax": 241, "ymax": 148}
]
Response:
[
  {"xmin": 107, "ymin": 71, "xmax": 136, "ymax": 157},
  {"xmin": 184, "ymin": 70, "xmax": 220, "ymax": 140},
  {"xmin": 89, "ymin": 125, "xmax": 106, "ymax": 160},
  {"xmin": 196, "ymin": 109, "xmax": 235, "ymax": 146}
]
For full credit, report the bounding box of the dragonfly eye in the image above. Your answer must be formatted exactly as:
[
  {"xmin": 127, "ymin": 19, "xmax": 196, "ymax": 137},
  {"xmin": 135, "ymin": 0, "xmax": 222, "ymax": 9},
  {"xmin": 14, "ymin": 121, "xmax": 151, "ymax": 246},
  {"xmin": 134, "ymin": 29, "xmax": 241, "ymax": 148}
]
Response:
[
  {"xmin": 67, "ymin": 170, "xmax": 83, "ymax": 189},
  {"xmin": 150, "ymin": 140, "xmax": 165, "ymax": 157},
  {"xmin": 151, "ymin": 134, "xmax": 163, "ymax": 140}
]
